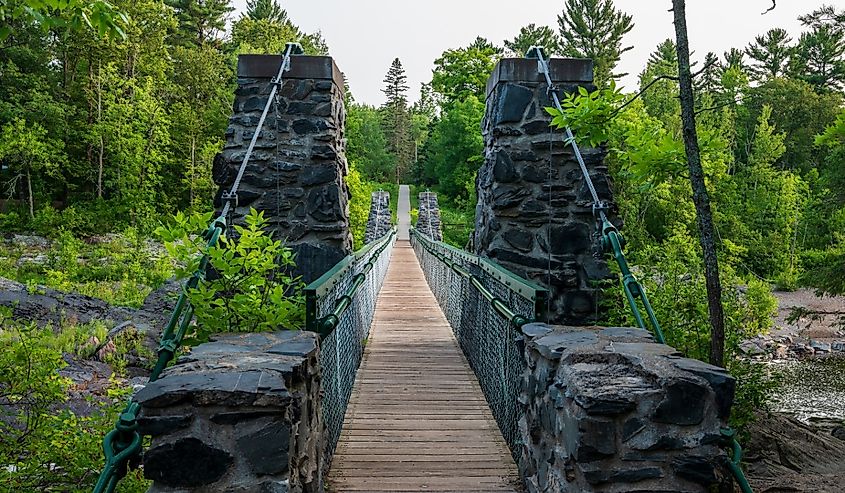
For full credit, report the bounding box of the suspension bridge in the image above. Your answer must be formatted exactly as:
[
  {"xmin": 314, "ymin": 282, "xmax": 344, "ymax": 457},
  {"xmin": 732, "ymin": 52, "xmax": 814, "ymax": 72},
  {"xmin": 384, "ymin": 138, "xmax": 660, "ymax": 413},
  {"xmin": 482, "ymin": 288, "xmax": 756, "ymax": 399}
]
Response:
[{"xmin": 91, "ymin": 45, "xmax": 751, "ymax": 493}]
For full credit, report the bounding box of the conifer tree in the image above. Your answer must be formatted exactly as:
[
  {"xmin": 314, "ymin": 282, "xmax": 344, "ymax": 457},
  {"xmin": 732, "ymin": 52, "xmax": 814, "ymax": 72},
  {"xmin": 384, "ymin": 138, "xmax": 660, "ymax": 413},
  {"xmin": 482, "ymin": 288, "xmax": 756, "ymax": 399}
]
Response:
[
  {"xmin": 244, "ymin": 0, "xmax": 288, "ymax": 24},
  {"xmin": 557, "ymin": 0, "xmax": 634, "ymax": 86},
  {"xmin": 167, "ymin": 0, "xmax": 233, "ymax": 46},
  {"xmin": 504, "ymin": 24, "xmax": 561, "ymax": 57},
  {"xmin": 380, "ymin": 58, "xmax": 413, "ymax": 182},
  {"xmin": 745, "ymin": 28, "xmax": 793, "ymax": 81}
]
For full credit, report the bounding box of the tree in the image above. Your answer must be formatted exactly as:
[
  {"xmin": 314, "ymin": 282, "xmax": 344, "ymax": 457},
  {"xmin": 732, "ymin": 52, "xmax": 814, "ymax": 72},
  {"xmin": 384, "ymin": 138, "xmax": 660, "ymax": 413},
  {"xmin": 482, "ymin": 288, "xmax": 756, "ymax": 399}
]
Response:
[
  {"xmin": 431, "ymin": 37, "xmax": 500, "ymax": 107},
  {"xmin": 0, "ymin": 118, "xmax": 63, "ymax": 218},
  {"xmin": 166, "ymin": 0, "xmax": 233, "ymax": 46},
  {"xmin": 424, "ymin": 97, "xmax": 485, "ymax": 201},
  {"xmin": 745, "ymin": 28, "xmax": 793, "ymax": 80},
  {"xmin": 230, "ymin": 17, "xmax": 328, "ymax": 55},
  {"xmin": 347, "ymin": 104, "xmax": 394, "ymax": 181},
  {"xmin": 723, "ymin": 48, "xmax": 747, "ymax": 72},
  {"xmin": 791, "ymin": 24, "xmax": 845, "ymax": 91},
  {"xmin": 557, "ymin": 0, "xmax": 634, "ymax": 86},
  {"xmin": 638, "ymin": 39, "xmax": 679, "ymax": 124},
  {"xmin": 695, "ymin": 52, "xmax": 723, "ymax": 95},
  {"xmin": 244, "ymin": 0, "xmax": 287, "ymax": 23},
  {"xmin": 504, "ymin": 24, "xmax": 561, "ymax": 57},
  {"xmin": 672, "ymin": 0, "xmax": 727, "ymax": 367},
  {"xmin": 381, "ymin": 58, "xmax": 413, "ymax": 181}
]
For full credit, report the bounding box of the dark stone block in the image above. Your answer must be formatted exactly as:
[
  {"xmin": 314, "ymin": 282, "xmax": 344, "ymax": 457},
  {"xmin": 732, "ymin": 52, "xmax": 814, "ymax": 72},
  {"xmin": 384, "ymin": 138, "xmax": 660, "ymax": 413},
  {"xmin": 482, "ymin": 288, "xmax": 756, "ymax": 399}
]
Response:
[
  {"xmin": 291, "ymin": 119, "xmax": 319, "ymax": 134},
  {"xmin": 314, "ymin": 102, "xmax": 332, "ymax": 117},
  {"xmin": 302, "ymin": 165, "xmax": 336, "ymax": 186},
  {"xmin": 672, "ymin": 456, "xmax": 718, "ymax": 485},
  {"xmin": 211, "ymin": 411, "xmax": 285, "ymax": 425},
  {"xmin": 576, "ymin": 418, "xmax": 616, "ymax": 461},
  {"xmin": 610, "ymin": 467, "xmax": 663, "ymax": 482},
  {"xmin": 523, "ymin": 119, "xmax": 552, "ymax": 135},
  {"xmin": 291, "ymin": 242, "xmax": 348, "ymax": 284},
  {"xmin": 494, "ymin": 83, "xmax": 533, "ymax": 124},
  {"xmin": 492, "ymin": 185, "xmax": 531, "ymax": 209},
  {"xmin": 144, "ymin": 437, "xmax": 233, "ymax": 486},
  {"xmin": 512, "ymin": 150, "xmax": 540, "ymax": 162},
  {"xmin": 308, "ymin": 186, "xmax": 343, "ymax": 222},
  {"xmin": 523, "ymin": 165, "xmax": 553, "ymax": 183},
  {"xmin": 653, "ymin": 379, "xmax": 707, "ymax": 425},
  {"xmin": 286, "ymin": 102, "xmax": 316, "ymax": 115},
  {"xmin": 242, "ymin": 96, "xmax": 269, "ymax": 112},
  {"xmin": 137, "ymin": 414, "xmax": 193, "ymax": 437},
  {"xmin": 493, "ymin": 151, "xmax": 518, "ymax": 182},
  {"xmin": 503, "ymin": 228, "xmax": 534, "ymax": 252},
  {"xmin": 622, "ymin": 417, "xmax": 645, "ymax": 441},
  {"xmin": 549, "ymin": 223, "xmax": 591, "ymax": 255},
  {"xmin": 236, "ymin": 421, "xmax": 291, "ymax": 475},
  {"xmin": 280, "ymin": 79, "xmax": 313, "ymax": 99},
  {"xmin": 312, "ymin": 145, "xmax": 338, "ymax": 160},
  {"xmin": 672, "ymin": 358, "xmax": 736, "ymax": 420}
]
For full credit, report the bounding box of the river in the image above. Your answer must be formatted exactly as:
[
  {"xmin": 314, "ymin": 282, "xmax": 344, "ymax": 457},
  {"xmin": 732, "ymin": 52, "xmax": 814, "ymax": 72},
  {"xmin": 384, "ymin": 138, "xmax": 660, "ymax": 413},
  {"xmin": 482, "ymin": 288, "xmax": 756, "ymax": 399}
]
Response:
[{"xmin": 771, "ymin": 357, "xmax": 845, "ymax": 423}]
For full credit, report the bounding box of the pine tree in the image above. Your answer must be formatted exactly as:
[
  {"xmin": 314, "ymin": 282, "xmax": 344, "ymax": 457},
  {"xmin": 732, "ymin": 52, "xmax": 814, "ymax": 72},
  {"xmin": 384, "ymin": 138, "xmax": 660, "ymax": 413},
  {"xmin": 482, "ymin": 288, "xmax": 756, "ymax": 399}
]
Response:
[
  {"xmin": 745, "ymin": 28, "xmax": 793, "ymax": 81},
  {"xmin": 695, "ymin": 52, "xmax": 722, "ymax": 94},
  {"xmin": 166, "ymin": 0, "xmax": 233, "ymax": 46},
  {"xmin": 791, "ymin": 25, "xmax": 845, "ymax": 91},
  {"xmin": 557, "ymin": 0, "xmax": 634, "ymax": 86},
  {"xmin": 723, "ymin": 48, "xmax": 747, "ymax": 72},
  {"xmin": 244, "ymin": 0, "xmax": 288, "ymax": 24},
  {"xmin": 380, "ymin": 58, "xmax": 413, "ymax": 182},
  {"xmin": 504, "ymin": 24, "xmax": 561, "ymax": 57}
]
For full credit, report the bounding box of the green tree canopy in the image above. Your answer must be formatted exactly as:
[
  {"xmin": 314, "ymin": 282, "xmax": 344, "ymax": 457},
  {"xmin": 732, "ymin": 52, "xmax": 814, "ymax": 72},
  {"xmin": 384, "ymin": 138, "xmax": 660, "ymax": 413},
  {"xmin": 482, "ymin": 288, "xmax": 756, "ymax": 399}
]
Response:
[
  {"xmin": 557, "ymin": 0, "xmax": 634, "ymax": 86},
  {"xmin": 504, "ymin": 24, "xmax": 561, "ymax": 57}
]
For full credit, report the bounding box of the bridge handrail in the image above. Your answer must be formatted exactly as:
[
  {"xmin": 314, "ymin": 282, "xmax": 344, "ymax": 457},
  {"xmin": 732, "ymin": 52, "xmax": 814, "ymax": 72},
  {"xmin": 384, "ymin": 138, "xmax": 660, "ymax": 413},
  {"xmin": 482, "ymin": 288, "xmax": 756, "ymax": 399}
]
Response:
[
  {"xmin": 411, "ymin": 227, "xmax": 547, "ymax": 323},
  {"xmin": 304, "ymin": 226, "xmax": 397, "ymax": 471},
  {"xmin": 304, "ymin": 227, "xmax": 397, "ymax": 336},
  {"xmin": 410, "ymin": 227, "xmax": 547, "ymax": 469}
]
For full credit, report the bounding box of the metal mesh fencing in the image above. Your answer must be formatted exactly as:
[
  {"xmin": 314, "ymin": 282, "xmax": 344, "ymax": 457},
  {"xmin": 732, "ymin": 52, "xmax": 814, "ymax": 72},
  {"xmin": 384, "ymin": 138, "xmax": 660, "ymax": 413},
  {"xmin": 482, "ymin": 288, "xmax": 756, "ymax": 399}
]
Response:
[
  {"xmin": 410, "ymin": 229, "xmax": 547, "ymax": 468},
  {"xmin": 305, "ymin": 229, "xmax": 396, "ymax": 468}
]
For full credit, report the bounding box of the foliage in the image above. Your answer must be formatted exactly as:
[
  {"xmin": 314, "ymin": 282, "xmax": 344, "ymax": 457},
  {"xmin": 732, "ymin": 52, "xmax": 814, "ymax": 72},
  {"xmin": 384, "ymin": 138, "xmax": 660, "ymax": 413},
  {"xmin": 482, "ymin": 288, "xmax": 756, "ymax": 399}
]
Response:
[
  {"xmin": 546, "ymin": 82, "xmax": 624, "ymax": 147},
  {"xmin": 380, "ymin": 58, "xmax": 414, "ymax": 181},
  {"xmin": 157, "ymin": 209, "xmax": 304, "ymax": 343},
  {"xmin": 745, "ymin": 28, "xmax": 793, "ymax": 81},
  {"xmin": 347, "ymin": 103, "xmax": 394, "ymax": 182},
  {"xmin": 504, "ymin": 24, "xmax": 561, "ymax": 57},
  {"xmin": 0, "ymin": 228, "xmax": 173, "ymax": 308},
  {"xmin": 0, "ymin": 323, "xmax": 149, "ymax": 492},
  {"xmin": 556, "ymin": 0, "xmax": 634, "ymax": 86},
  {"xmin": 430, "ymin": 37, "xmax": 500, "ymax": 108},
  {"xmin": 423, "ymin": 96, "xmax": 485, "ymax": 201},
  {"xmin": 0, "ymin": 0, "xmax": 128, "ymax": 40}
]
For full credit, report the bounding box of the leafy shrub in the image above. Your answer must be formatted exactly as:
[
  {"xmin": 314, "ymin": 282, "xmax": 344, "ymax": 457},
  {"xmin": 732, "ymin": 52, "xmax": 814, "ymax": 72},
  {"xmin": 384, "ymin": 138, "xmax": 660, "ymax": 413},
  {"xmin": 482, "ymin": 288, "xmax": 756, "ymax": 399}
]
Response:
[
  {"xmin": 158, "ymin": 208, "xmax": 305, "ymax": 344},
  {"xmin": 0, "ymin": 324, "xmax": 150, "ymax": 492}
]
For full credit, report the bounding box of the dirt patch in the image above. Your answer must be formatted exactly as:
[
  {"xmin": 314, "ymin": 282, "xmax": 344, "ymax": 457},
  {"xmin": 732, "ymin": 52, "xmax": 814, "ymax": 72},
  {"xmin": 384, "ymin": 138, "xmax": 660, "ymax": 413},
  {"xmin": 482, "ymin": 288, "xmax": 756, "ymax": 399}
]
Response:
[{"xmin": 771, "ymin": 289, "xmax": 845, "ymax": 343}]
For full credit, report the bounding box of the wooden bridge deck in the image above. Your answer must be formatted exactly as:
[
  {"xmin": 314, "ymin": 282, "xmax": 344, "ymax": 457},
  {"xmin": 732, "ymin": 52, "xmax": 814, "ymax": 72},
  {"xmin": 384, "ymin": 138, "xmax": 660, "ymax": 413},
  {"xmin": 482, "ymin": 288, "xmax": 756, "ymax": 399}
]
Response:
[{"xmin": 327, "ymin": 241, "xmax": 521, "ymax": 492}]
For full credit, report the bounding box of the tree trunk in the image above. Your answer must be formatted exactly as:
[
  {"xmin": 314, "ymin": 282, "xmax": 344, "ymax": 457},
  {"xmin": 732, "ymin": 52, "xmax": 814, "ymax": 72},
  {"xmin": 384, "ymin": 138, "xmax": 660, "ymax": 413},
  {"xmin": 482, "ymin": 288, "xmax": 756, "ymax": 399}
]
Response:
[
  {"xmin": 672, "ymin": 0, "xmax": 727, "ymax": 367},
  {"xmin": 26, "ymin": 168, "xmax": 34, "ymax": 219}
]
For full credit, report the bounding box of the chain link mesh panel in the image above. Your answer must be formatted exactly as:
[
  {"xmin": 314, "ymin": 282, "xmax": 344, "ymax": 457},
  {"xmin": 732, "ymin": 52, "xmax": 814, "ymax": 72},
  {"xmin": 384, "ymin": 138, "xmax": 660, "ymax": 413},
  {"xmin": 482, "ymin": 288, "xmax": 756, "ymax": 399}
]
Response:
[
  {"xmin": 411, "ymin": 230, "xmax": 546, "ymax": 469},
  {"xmin": 305, "ymin": 231, "xmax": 396, "ymax": 469}
]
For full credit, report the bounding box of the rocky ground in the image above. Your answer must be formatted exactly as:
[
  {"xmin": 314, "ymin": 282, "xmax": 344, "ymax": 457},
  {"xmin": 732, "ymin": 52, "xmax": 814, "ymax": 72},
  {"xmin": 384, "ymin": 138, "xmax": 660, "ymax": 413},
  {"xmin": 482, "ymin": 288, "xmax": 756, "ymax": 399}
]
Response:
[
  {"xmin": 740, "ymin": 289, "xmax": 845, "ymax": 359},
  {"xmin": 745, "ymin": 413, "xmax": 845, "ymax": 492}
]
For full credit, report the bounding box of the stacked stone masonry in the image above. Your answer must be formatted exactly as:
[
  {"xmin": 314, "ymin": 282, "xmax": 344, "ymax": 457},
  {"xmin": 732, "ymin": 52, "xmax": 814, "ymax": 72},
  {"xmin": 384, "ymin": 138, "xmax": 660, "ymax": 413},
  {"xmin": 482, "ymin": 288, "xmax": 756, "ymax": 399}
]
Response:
[
  {"xmin": 475, "ymin": 58, "xmax": 617, "ymax": 325},
  {"xmin": 519, "ymin": 323, "xmax": 736, "ymax": 493},
  {"xmin": 136, "ymin": 331, "xmax": 324, "ymax": 493},
  {"xmin": 416, "ymin": 191, "xmax": 443, "ymax": 241},
  {"xmin": 364, "ymin": 190, "xmax": 391, "ymax": 244},
  {"xmin": 213, "ymin": 55, "xmax": 352, "ymax": 284}
]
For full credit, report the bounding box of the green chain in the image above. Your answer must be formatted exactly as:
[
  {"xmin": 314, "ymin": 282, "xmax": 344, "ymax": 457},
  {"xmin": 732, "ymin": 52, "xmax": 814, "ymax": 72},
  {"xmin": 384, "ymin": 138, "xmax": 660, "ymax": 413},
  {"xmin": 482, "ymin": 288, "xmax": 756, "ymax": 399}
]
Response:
[{"xmin": 91, "ymin": 216, "xmax": 226, "ymax": 493}]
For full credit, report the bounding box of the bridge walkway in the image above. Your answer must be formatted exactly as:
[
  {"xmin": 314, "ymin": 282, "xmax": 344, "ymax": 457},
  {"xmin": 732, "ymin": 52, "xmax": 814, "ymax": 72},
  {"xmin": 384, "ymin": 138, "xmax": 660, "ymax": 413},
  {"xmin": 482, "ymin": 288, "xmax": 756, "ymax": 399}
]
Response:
[{"xmin": 327, "ymin": 187, "xmax": 519, "ymax": 492}]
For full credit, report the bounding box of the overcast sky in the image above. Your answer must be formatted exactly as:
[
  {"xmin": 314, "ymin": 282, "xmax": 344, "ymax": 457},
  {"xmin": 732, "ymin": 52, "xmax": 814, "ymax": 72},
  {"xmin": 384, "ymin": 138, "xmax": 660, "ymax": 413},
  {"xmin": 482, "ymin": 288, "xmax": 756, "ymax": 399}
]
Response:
[{"xmin": 231, "ymin": 1, "xmax": 838, "ymax": 106}]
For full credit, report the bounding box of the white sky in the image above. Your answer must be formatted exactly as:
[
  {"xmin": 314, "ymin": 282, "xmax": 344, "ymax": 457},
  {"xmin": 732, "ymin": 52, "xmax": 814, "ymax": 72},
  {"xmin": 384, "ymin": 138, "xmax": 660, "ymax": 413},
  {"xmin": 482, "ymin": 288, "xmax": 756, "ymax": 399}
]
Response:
[{"xmin": 231, "ymin": 1, "xmax": 842, "ymax": 106}]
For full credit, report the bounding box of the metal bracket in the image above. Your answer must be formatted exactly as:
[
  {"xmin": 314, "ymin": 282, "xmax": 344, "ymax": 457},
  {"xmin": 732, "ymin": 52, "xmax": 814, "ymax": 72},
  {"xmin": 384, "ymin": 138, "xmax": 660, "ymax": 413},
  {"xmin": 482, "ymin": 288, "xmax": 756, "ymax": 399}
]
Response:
[{"xmin": 221, "ymin": 191, "xmax": 238, "ymax": 207}]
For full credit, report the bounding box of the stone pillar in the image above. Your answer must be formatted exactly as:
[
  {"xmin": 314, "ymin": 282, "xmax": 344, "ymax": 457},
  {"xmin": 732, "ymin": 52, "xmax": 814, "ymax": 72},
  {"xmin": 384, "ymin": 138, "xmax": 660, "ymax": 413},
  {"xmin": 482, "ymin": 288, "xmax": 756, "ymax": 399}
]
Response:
[
  {"xmin": 137, "ymin": 331, "xmax": 323, "ymax": 493},
  {"xmin": 364, "ymin": 190, "xmax": 391, "ymax": 244},
  {"xmin": 214, "ymin": 54, "xmax": 352, "ymax": 284},
  {"xmin": 475, "ymin": 58, "xmax": 616, "ymax": 325},
  {"xmin": 520, "ymin": 323, "xmax": 736, "ymax": 492},
  {"xmin": 416, "ymin": 191, "xmax": 443, "ymax": 241}
]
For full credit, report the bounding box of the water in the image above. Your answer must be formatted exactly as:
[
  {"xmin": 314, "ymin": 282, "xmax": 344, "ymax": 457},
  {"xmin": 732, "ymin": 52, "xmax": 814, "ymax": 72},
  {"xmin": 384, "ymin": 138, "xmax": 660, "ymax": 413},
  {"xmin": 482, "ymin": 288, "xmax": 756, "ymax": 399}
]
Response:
[{"xmin": 771, "ymin": 357, "xmax": 845, "ymax": 423}]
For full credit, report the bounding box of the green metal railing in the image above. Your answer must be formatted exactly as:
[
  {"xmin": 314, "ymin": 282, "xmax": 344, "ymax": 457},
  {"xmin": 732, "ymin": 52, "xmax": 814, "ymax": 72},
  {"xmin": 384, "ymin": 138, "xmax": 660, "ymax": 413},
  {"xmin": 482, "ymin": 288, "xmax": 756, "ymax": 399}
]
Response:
[
  {"xmin": 305, "ymin": 228, "xmax": 397, "ymax": 468},
  {"xmin": 411, "ymin": 228, "xmax": 547, "ymax": 467}
]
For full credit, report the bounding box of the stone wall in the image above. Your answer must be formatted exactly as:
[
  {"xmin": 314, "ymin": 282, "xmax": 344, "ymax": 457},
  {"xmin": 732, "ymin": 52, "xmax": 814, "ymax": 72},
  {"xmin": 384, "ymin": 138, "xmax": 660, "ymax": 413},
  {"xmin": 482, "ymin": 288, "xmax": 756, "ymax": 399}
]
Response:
[
  {"xmin": 136, "ymin": 331, "xmax": 324, "ymax": 493},
  {"xmin": 213, "ymin": 54, "xmax": 352, "ymax": 284},
  {"xmin": 364, "ymin": 190, "xmax": 391, "ymax": 244},
  {"xmin": 475, "ymin": 58, "xmax": 617, "ymax": 325},
  {"xmin": 416, "ymin": 191, "xmax": 442, "ymax": 241},
  {"xmin": 519, "ymin": 323, "xmax": 735, "ymax": 492}
]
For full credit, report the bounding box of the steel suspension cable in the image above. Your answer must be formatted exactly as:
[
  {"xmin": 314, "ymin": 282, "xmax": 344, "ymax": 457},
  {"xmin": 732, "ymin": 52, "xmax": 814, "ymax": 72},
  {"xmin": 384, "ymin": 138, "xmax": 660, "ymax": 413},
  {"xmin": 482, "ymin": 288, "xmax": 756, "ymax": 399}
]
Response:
[
  {"xmin": 528, "ymin": 46, "xmax": 751, "ymax": 492},
  {"xmin": 92, "ymin": 43, "xmax": 302, "ymax": 493}
]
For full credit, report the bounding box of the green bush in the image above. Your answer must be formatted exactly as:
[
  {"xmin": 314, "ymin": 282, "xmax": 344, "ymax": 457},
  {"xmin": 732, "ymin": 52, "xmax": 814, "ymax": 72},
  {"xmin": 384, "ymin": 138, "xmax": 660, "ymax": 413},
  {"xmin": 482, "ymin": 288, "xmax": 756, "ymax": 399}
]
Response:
[
  {"xmin": 0, "ymin": 324, "xmax": 150, "ymax": 492},
  {"xmin": 158, "ymin": 208, "xmax": 305, "ymax": 344}
]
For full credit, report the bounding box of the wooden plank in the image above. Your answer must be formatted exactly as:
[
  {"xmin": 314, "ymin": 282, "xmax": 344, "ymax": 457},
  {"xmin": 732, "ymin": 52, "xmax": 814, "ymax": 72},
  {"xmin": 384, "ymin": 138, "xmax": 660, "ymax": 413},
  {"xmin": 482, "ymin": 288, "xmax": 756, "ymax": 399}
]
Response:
[{"xmin": 326, "ymin": 242, "xmax": 520, "ymax": 493}]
